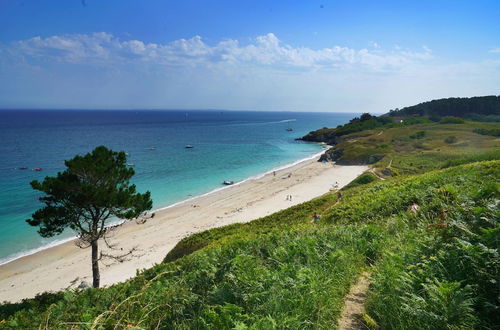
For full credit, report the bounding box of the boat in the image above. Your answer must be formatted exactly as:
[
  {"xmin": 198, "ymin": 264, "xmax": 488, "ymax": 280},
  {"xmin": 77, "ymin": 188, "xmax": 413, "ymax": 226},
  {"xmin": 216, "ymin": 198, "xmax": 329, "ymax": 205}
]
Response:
[
  {"xmin": 223, "ymin": 180, "xmax": 234, "ymax": 185},
  {"xmin": 185, "ymin": 145, "xmax": 193, "ymax": 149},
  {"xmin": 18, "ymin": 167, "xmax": 28, "ymax": 170},
  {"xmin": 286, "ymin": 128, "xmax": 293, "ymax": 131},
  {"xmin": 147, "ymin": 147, "xmax": 156, "ymax": 150},
  {"xmin": 33, "ymin": 168, "xmax": 43, "ymax": 171},
  {"xmin": 127, "ymin": 163, "xmax": 135, "ymax": 167}
]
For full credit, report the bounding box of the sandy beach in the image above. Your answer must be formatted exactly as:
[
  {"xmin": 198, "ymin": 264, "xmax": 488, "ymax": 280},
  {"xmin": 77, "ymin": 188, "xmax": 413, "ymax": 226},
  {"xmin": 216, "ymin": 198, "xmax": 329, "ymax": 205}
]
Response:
[{"xmin": 0, "ymin": 157, "xmax": 366, "ymax": 303}]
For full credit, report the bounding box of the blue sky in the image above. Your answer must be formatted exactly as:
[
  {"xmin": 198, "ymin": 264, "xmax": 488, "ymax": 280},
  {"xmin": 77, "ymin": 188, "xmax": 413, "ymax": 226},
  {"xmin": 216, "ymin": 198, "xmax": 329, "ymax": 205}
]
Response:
[{"xmin": 0, "ymin": 0, "xmax": 499, "ymax": 112}]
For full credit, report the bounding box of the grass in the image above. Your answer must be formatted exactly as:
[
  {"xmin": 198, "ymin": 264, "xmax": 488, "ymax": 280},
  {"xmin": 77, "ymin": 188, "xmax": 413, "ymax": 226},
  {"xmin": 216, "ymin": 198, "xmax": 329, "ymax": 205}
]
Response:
[
  {"xmin": 365, "ymin": 170, "xmax": 499, "ymax": 329},
  {"xmin": 328, "ymin": 120, "xmax": 499, "ymax": 174}
]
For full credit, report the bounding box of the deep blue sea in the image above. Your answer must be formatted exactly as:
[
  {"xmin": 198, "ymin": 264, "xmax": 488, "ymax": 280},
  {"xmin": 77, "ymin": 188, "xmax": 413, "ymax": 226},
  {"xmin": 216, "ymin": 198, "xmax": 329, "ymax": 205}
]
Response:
[{"xmin": 0, "ymin": 110, "xmax": 356, "ymax": 264}]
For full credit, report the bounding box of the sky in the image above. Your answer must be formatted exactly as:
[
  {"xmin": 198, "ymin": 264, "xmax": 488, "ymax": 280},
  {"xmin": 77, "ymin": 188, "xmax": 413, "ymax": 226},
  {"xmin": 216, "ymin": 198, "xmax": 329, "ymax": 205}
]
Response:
[{"xmin": 0, "ymin": 0, "xmax": 499, "ymax": 112}]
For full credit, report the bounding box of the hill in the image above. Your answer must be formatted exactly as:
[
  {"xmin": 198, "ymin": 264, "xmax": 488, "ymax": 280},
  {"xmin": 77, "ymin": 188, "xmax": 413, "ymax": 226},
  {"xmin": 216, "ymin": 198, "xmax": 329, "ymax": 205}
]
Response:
[
  {"xmin": 300, "ymin": 116, "xmax": 499, "ymax": 169},
  {"xmin": 387, "ymin": 95, "xmax": 500, "ymax": 120}
]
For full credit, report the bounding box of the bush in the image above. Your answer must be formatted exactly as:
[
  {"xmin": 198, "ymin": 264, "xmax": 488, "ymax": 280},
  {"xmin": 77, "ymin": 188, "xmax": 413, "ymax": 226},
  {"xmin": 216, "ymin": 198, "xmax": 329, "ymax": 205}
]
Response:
[
  {"xmin": 343, "ymin": 173, "xmax": 377, "ymax": 189},
  {"xmin": 444, "ymin": 136, "xmax": 457, "ymax": 144},
  {"xmin": 410, "ymin": 130, "xmax": 426, "ymax": 139},
  {"xmin": 473, "ymin": 128, "xmax": 500, "ymax": 137},
  {"xmin": 403, "ymin": 117, "xmax": 431, "ymax": 125},
  {"xmin": 440, "ymin": 116, "xmax": 465, "ymax": 124},
  {"xmin": 441, "ymin": 149, "xmax": 500, "ymax": 168},
  {"xmin": 429, "ymin": 115, "xmax": 442, "ymax": 122}
]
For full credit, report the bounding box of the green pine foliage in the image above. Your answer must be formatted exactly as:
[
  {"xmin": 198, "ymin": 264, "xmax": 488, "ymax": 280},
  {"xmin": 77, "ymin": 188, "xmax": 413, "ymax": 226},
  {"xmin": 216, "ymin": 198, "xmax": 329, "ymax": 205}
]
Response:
[{"xmin": 388, "ymin": 95, "xmax": 500, "ymax": 118}]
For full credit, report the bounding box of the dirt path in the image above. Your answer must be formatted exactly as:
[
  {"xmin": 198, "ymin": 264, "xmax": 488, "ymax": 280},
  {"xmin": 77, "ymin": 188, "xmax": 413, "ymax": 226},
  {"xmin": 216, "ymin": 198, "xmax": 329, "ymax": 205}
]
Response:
[
  {"xmin": 338, "ymin": 272, "xmax": 370, "ymax": 330},
  {"xmin": 368, "ymin": 168, "xmax": 385, "ymax": 180}
]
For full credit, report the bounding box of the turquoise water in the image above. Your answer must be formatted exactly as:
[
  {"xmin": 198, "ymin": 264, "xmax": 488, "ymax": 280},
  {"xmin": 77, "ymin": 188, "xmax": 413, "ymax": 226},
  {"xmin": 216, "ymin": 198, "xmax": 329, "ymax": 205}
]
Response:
[{"xmin": 0, "ymin": 110, "xmax": 356, "ymax": 263}]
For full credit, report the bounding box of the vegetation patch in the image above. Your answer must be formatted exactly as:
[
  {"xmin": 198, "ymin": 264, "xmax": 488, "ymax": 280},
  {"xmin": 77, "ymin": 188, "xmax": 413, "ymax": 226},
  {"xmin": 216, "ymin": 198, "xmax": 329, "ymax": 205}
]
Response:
[
  {"xmin": 343, "ymin": 172, "xmax": 377, "ymax": 190},
  {"xmin": 444, "ymin": 135, "xmax": 457, "ymax": 144},
  {"xmin": 365, "ymin": 171, "xmax": 499, "ymax": 329},
  {"xmin": 387, "ymin": 95, "xmax": 500, "ymax": 118},
  {"xmin": 440, "ymin": 116, "xmax": 465, "ymax": 124},
  {"xmin": 473, "ymin": 128, "xmax": 500, "ymax": 137},
  {"xmin": 409, "ymin": 130, "xmax": 426, "ymax": 139}
]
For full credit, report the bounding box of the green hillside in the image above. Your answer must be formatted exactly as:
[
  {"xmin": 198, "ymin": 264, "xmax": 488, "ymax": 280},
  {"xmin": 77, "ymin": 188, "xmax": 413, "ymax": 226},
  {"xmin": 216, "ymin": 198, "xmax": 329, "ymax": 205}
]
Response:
[
  {"xmin": 1, "ymin": 159, "xmax": 497, "ymax": 329},
  {"xmin": 1, "ymin": 105, "xmax": 499, "ymax": 329},
  {"xmin": 301, "ymin": 117, "xmax": 499, "ymax": 169},
  {"xmin": 387, "ymin": 95, "xmax": 500, "ymax": 120}
]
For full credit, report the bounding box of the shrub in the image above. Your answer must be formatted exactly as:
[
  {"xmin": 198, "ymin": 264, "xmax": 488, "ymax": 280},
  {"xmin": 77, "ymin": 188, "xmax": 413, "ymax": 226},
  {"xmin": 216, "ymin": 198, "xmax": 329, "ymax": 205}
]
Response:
[
  {"xmin": 429, "ymin": 115, "xmax": 442, "ymax": 122},
  {"xmin": 413, "ymin": 141, "xmax": 426, "ymax": 149},
  {"xmin": 444, "ymin": 136, "xmax": 457, "ymax": 144},
  {"xmin": 343, "ymin": 173, "xmax": 377, "ymax": 189},
  {"xmin": 403, "ymin": 117, "xmax": 431, "ymax": 125},
  {"xmin": 410, "ymin": 130, "xmax": 426, "ymax": 139},
  {"xmin": 441, "ymin": 149, "xmax": 500, "ymax": 168},
  {"xmin": 440, "ymin": 116, "xmax": 465, "ymax": 124},
  {"xmin": 473, "ymin": 128, "xmax": 500, "ymax": 137}
]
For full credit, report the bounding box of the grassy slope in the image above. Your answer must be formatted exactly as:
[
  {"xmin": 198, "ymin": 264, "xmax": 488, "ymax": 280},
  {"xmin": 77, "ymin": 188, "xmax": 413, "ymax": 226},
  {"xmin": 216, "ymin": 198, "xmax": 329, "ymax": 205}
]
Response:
[
  {"xmin": 321, "ymin": 120, "xmax": 499, "ymax": 172},
  {"xmin": 1, "ymin": 160, "xmax": 498, "ymax": 329},
  {"xmin": 0, "ymin": 115, "xmax": 499, "ymax": 329}
]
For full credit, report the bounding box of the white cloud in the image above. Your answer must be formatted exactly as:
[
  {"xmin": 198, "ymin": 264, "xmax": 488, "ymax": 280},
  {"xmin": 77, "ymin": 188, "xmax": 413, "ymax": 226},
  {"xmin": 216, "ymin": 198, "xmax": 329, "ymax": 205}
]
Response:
[
  {"xmin": 489, "ymin": 47, "xmax": 500, "ymax": 54},
  {"xmin": 2, "ymin": 32, "xmax": 433, "ymax": 72},
  {"xmin": 1, "ymin": 32, "xmax": 498, "ymax": 112}
]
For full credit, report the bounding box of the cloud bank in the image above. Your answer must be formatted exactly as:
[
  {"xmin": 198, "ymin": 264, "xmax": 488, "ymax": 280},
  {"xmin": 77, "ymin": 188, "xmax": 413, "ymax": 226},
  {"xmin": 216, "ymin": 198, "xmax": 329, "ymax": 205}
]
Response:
[
  {"xmin": 0, "ymin": 33, "xmax": 498, "ymax": 112},
  {"xmin": 3, "ymin": 32, "xmax": 433, "ymax": 70}
]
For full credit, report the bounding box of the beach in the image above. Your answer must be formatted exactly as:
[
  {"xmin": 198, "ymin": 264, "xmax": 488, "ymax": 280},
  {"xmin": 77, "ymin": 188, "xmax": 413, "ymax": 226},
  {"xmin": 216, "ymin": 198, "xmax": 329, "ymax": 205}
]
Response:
[{"xmin": 0, "ymin": 157, "xmax": 367, "ymax": 303}]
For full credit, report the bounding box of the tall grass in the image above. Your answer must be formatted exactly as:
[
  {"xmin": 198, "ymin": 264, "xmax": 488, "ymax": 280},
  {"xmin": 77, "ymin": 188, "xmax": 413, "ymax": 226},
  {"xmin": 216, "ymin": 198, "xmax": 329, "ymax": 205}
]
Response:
[{"xmin": 365, "ymin": 163, "xmax": 499, "ymax": 329}]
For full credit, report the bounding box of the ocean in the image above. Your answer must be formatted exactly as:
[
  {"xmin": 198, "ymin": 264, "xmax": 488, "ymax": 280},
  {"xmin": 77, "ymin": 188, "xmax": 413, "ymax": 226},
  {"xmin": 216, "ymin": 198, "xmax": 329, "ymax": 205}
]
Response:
[{"xmin": 0, "ymin": 110, "xmax": 356, "ymax": 264}]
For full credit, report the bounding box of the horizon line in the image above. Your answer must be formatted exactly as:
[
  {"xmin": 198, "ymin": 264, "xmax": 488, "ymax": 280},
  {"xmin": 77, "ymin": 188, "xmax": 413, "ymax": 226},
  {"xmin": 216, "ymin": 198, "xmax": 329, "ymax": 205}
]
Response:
[{"xmin": 0, "ymin": 108, "xmax": 383, "ymax": 114}]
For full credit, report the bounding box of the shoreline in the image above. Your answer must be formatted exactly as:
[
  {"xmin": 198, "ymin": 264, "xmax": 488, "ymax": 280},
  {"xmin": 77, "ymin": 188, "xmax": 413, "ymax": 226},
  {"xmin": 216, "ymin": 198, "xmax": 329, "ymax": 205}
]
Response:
[
  {"xmin": 0, "ymin": 155, "xmax": 366, "ymax": 303},
  {"xmin": 152, "ymin": 148, "xmax": 328, "ymax": 213},
  {"xmin": 0, "ymin": 148, "xmax": 327, "ymax": 267}
]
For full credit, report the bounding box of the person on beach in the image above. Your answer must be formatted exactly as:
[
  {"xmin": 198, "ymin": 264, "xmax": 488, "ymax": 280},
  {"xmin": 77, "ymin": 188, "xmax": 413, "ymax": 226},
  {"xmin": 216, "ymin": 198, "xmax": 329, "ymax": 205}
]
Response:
[
  {"xmin": 311, "ymin": 213, "xmax": 321, "ymax": 224},
  {"xmin": 408, "ymin": 202, "xmax": 420, "ymax": 214}
]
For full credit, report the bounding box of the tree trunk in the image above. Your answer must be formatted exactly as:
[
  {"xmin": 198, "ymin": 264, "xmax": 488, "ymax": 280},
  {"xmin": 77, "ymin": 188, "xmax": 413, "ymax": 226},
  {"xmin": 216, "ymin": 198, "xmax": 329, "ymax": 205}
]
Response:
[{"xmin": 91, "ymin": 240, "xmax": 100, "ymax": 288}]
